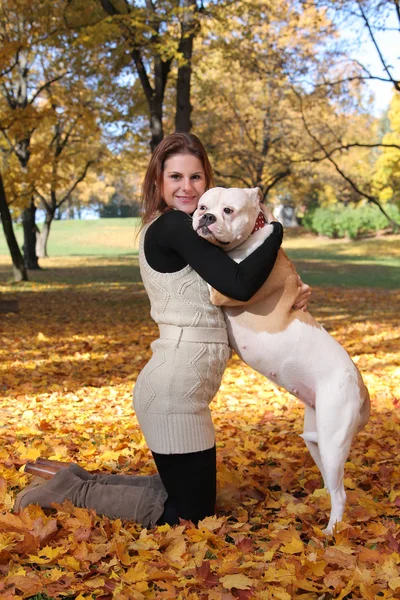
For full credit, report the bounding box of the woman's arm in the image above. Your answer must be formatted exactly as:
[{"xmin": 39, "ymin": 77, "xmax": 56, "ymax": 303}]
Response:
[{"xmin": 146, "ymin": 211, "xmax": 283, "ymax": 302}]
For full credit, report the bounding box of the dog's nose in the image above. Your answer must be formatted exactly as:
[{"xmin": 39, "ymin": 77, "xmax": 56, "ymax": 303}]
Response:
[{"xmin": 199, "ymin": 213, "xmax": 217, "ymax": 227}]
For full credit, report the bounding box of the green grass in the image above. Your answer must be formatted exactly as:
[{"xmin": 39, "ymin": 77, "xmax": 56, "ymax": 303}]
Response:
[
  {"xmin": 283, "ymin": 229, "xmax": 400, "ymax": 289},
  {"xmin": 0, "ymin": 218, "xmax": 141, "ymax": 256},
  {"xmin": 0, "ymin": 219, "xmax": 399, "ymax": 289}
]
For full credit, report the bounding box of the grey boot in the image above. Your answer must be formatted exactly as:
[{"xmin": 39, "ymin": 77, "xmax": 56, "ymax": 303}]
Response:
[
  {"xmin": 69, "ymin": 464, "xmax": 164, "ymax": 490},
  {"xmin": 15, "ymin": 466, "xmax": 167, "ymax": 528},
  {"xmin": 14, "ymin": 476, "xmax": 47, "ymax": 512}
]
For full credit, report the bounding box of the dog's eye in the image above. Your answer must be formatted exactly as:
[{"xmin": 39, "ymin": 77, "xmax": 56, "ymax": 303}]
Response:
[
  {"xmin": 223, "ymin": 207, "xmax": 233, "ymax": 214},
  {"xmin": 199, "ymin": 205, "xmax": 207, "ymax": 211}
]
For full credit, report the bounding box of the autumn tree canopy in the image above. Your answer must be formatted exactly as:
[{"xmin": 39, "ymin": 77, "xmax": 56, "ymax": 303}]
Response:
[{"xmin": 0, "ymin": 0, "xmax": 399, "ymax": 278}]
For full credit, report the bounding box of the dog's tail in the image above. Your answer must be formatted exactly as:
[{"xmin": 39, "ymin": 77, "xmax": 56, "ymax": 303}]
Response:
[{"xmin": 299, "ymin": 431, "xmax": 318, "ymax": 444}]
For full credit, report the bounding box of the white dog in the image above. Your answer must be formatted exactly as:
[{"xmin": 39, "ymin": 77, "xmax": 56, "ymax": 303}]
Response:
[{"xmin": 193, "ymin": 187, "xmax": 370, "ymax": 534}]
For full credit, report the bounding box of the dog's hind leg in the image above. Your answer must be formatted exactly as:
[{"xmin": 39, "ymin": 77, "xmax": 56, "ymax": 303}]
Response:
[
  {"xmin": 316, "ymin": 383, "xmax": 360, "ymax": 534},
  {"xmin": 300, "ymin": 405, "xmax": 327, "ymax": 488}
]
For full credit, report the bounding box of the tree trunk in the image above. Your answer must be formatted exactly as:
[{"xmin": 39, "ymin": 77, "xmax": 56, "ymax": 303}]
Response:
[
  {"xmin": 68, "ymin": 196, "xmax": 74, "ymax": 219},
  {"xmin": 149, "ymin": 97, "xmax": 164, "ymax": 152},
  {"xmin": 131, "ymin": 50, "xmax": 171, "ymax": 153},
  {"xmin": 22, "ymin": 199, "xmax": 40, "ymax": 269},
  {"xmin": 36, "ymin": 211, "xmax": 54, "ymax": 258},
  {"xmin": 175, "ymin": 0, "xmax": 198, "ymax": 133},
  {"xmin": 0, "ymin": 172, "xmax": 28, "ymax": 282},
  {"xmin": 149, "ymin": 54, "xmax": 171, "ymax": 151}
]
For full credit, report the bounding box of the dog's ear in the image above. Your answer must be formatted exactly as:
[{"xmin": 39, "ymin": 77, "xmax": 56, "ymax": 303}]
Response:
[{"xmin": 244, "ymin": 187, "xmax": 263, "ymax": 205}]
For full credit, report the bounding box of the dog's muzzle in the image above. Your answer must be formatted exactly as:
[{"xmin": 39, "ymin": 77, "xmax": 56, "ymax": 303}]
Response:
[
  {"xmin": 196, "ymin": 212, "xmax": 231, "ymax": 246},
  {"xmin": 198, "ymin": 213, "xmax": 217, "ymax": 228}
]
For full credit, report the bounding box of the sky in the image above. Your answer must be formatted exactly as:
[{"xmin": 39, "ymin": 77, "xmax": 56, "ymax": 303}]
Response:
[{"xmin": 340, "ymin": 8, "xmax": 399, "ymax": 116}]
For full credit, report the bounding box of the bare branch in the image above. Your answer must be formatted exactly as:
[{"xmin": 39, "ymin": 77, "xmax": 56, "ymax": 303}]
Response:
[
  {"xmin": 295, "ymin": 91, "xmax": 399, "ymax": 229},
  {"xmin": 1, "ymin": 81, "xmax": 16, "ymax": 108},
  {"xmin": 29, "ymin": 72, "xmax": 70, "ymax": 104},
  {"xmin": 394, "ymin": 0, "xmax": 400, "ymax": 28},
  {"xmin": 59, "ymin": 160, "xmax": 95, "ymax": 205},
  {"xmin": 213, "ymin": 168, "xmax": 253, "ymax": 188},
  {"xmin": 132, "ymin": 48, "xmax": 155, "ymax": 103},
  {"xmin": 0, "ymin": 128, "xmax": 17, "ymax": 153},
  {"xmin": 34, "ymin": 187, "xmax": 52, "ymax": 212},
  {"xmin": 0, "ymin": 57, "xmax": 19, "ymax": 79},
  {"xmin": 293, "ymin": 141, "xmax": 400, "ymax": 165},
  {"xmin": 263, "ymin": 169, "xmax": 291, "ymax": 197},
  {"xmin": 312, "ymin": 73, "xmax": 396, "ymax": 89},
  {"xmin": 333, "ymin": 141, "xmax": 400, "ymax": 151},
  {"xmin": 357, "ymin": 0, "xmax": 400, "ymax": 91}
]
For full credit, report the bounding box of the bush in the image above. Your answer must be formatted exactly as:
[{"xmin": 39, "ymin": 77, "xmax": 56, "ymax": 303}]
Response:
[{"xmin": 304, "ymin": 203, "xmax": 400, "ymax": 239}]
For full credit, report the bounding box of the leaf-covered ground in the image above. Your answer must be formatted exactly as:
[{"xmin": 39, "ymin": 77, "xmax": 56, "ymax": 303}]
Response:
[{"xmin": 0, "ymin": 267, "xmax": 399, "ymax": 599}]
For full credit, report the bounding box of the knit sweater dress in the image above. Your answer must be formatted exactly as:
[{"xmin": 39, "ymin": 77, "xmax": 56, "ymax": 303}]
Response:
[
  {"xmin": 133, "ymin": 210, "xmax": 283, "ymax": 456},
  {"xmin": 133, "ymin": 219, "xmax": 230, "ymax": 454}
]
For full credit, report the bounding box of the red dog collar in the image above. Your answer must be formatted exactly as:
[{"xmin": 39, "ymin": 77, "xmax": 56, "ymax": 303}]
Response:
[{"xmin": 251, "ymin": 211, "xmax": 267, "ymax": 234}]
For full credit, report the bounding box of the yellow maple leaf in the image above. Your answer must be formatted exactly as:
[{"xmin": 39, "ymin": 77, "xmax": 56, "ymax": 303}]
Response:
[
  {"xmin": 267, "ymin": 586, "xmax": 292, "ymax": 600},
  {"xmin": 280, "ymin": 537, "xmax": 304, "ymax": 554},
  {"xmin": 389, "ymin": 577, "xmax": 400, "ymax": 591},
  {"xmin": 0, "ymin": 532, "xmax": 19, "ymax": 552},
  {"xmin": 58, "ymin": 556, "xmax": 81, "ymax": 571},
  {"xmin": 123, "ymin": 562, "xmax": 148, "ymax": 583},
  {"xmin": 198, "ymin": 515, "xmax": 226, "ymax": 531},
  {"xmin": 163, "ymin": 536, "xmax": 187, "ymax": 565},
  {"xmin": 28, "ymin": 545, "xmax": 66, "ymax": 564},
  {"xmin": 220, "ymin": 573, "xmax": 254, "ymax": 590},
  {"xmin": 20, "ymin": 447, "xmax": 42, "ymax": 461},
  {"xmin": 83, "ymin": 576, "xmax": 106, "ymax": 589},
  {"xmin": 343, "ymin": 477, "xmax": 356, "ymax": 489},
  {"xmin": 136, "ymin": 581, "xmax": 149, "ymax": 592}
]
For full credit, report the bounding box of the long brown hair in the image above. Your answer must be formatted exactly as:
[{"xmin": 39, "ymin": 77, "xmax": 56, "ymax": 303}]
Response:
[{"xmin": 141, "ymin": 132, "xmax": 214, "ymax": 224}]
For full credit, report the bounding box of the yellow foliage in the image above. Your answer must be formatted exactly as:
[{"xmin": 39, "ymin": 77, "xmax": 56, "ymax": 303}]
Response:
[
  {"xmin": 372, "ymin": 93, "xmax": 400, "ymax": 205},
  {"xmin": 0, "ymin": 227, "xmax": 399, "ymax": 591}
]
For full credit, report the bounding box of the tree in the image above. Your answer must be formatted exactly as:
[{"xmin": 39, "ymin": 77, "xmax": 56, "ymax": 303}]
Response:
[
  {"xmin": 0, "ymin": 170, "xmax": 27, "ymax": 281},
  {"xmin": 175, "ymin": 0, "xmax": 199, "ymax": 132},
  {"xmin": 65, "ymin": 0, "xmax": 209, "ymax": 150},
  {"xmin": 0, "ymin": 0, "xmax": 70, "ymax": 268},
  {"xmin": 74, "ymin": 158, "xmax": 142, "ymax": 217},
  {"xmin": 195, "ymin": 61, "xmax": 295, "ymax": 197},
  {"xmin": 372, "ymin": 93, "xmax": 400, "ymax": 204},
  {"xmin": 292, "ymin": 87, "xmax": 400, "ymax": 227},
  {"xmin": 193, "ymin": 0, "xmax": 347, "ymax": 199},
  {"xmin": 32, "ymin": 81, "xmax": 102, "ymax": 257},
  {"xmin": 0, "ymin": 0, "xmax": 113, "ymax": 264},
  {"xmin": 296, "ymin": 0, "xmax": 400, "ymax": 226},
  {"xmin": 312, "ymin": 0, "xmax": 399, "ymax": 93}
]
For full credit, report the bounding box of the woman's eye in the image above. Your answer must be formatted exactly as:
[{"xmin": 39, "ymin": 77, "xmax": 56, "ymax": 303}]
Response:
[{"xmin": 223, "ymin": 207, "xmax": 233, "ymax": 214}]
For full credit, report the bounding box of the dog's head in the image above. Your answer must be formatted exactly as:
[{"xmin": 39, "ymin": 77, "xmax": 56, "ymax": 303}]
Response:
[{"xmin": 192, "ymin": 187, "xmax": 262, "ymax": 251}]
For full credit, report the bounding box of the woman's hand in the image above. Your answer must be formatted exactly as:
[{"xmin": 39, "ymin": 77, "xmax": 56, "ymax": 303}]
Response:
[
  {"xmin": 259, "ymin": 203, "xmax": 278, "ymax": 224},
  {"xmin": 293, "ymin": 276, "xmax": 311, "ymax": 311}
]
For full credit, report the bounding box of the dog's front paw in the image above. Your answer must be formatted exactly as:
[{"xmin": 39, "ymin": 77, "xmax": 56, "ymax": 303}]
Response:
[{"xmin": 322, "ymin": 526, "xmax": 334, "ymax": 536}]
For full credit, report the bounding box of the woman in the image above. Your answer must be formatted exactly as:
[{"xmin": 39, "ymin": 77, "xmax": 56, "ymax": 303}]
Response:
[{"xmin": 15, "ymin": 133, "xmax": 310, "ymax": 527}]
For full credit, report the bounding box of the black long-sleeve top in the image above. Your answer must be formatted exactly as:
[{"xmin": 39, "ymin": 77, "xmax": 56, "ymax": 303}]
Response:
[{"xmin": 144, "ymin": 210, "xmax": 283, "ymax": 302}]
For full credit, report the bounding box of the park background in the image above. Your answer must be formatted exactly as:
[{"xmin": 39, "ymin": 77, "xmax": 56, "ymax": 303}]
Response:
[{"xmin": 0, "ymin": 1, "xmax": 400, "ymax": 599}]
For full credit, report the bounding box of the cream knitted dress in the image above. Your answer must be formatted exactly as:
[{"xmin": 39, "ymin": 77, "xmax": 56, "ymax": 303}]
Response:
[{"xmin": 133, "ymin": 220, "xmax": 231, "ymax": 455}]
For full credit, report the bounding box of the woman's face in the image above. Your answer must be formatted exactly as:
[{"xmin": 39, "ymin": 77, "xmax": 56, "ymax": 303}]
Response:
[{"xmin": 162, "ymin": 153, "xmax": 206, "ymax": 214}]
